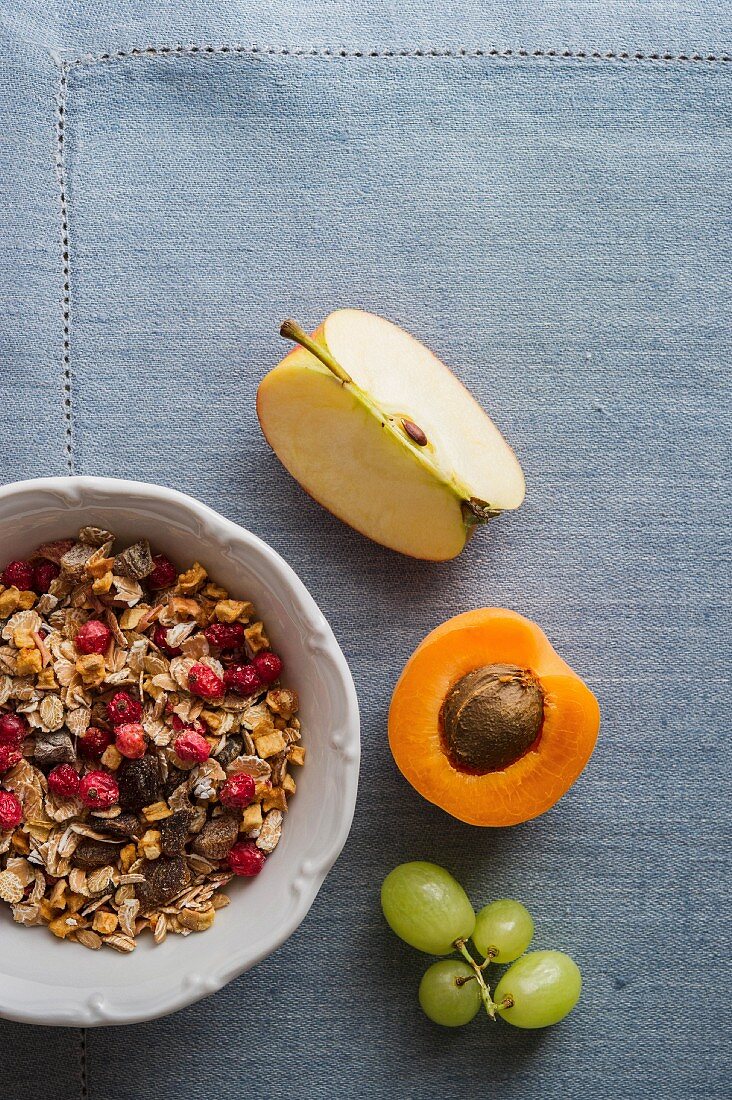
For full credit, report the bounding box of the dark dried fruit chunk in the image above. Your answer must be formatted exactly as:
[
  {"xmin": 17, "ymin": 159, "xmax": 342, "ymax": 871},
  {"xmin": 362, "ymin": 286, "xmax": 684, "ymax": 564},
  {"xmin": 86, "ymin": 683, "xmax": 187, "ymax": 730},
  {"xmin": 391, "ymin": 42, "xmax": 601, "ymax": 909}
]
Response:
[
  {"xmin": 117, "ymin": 755, "xmax": 162, "ymax": 811},
  {"xmin": 192, "ymin": 814, "xmax": 239, "ymax": 861},
  {"xmin": 34, "ymin": 731, "xmax": 76, "ymax": 766},
  {"xmin": 162, "ymin": 763, "xmax": 188, "ymax": 800},
  {"xmin": 90, "ymin": 812, "xmax": 143, "ymax": 840},
  {"xmin": 59, "ymin": 542, "xmax": 96, "ymax": 579},
  {"xmin": 113, "ymin": 539, "xmax": 153, "ymax": 580},
  {"xmin": 72, "ymin": 838, "xmax": 122, "ymax": 870},
  {"xmin": 159, "ymin": 810, "xmax": 193, "ymax": 856},
  {"xmin": 214, "ymin": 735, "xmax": 243, "ymax": 768},
  {"xmin": 136, "ymin": 856, "xmax": 191, "ymax": 911}
]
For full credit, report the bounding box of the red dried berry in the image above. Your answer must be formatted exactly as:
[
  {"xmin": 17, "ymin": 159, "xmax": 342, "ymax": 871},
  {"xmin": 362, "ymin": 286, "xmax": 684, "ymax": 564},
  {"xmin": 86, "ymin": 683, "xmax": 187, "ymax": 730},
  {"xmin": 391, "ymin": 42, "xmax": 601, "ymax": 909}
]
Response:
[
  {"xmin": 0, "ymin": 790, "xmax": 23, "ymax": 830},
  {"xmin": 0, "ymin": 712, "xmax": 28, "ymax": 747},
  {"xmin": 79, "ymin": 726, "xmax": 112, "ymax": 759},
  {"xmin": 219, "ymin": 773, "xmax": 256, "ymax": 810},
  {"xmin": 148, "ymin": 554, "xmax": 177, "ymax": 590},
  {"xmin": 173, "ymin": 728, "xmax": 210, "ymax": 764},
  {"xmin": 253, "ymin": 651, "xmax": 283, "ymax": 685},
  {"xmin": 0, "ymin": 745, "xmax": 21, "ymax": 774},
  {"xmin": 152, "ymin": 623, "xmax": 182, "ymax": 657},
  {"xmin": 32, "ymin": 560, "xmax": 61, "ymax": 594},
  {"xmin": 75, "ymin": 619, "xmax": 112, "ymax": 655},
  {"xmin": 204, "ymin": 622, "xmax": 245, "ymax": 649},
  {"xmin": 1, "ymin": 560, "xmax": 34, "ymax": 590},
  {"xmin": 47, "ymin": 764, "xmax": 81, "ymax": 799},
  {"xmin": 223, "ymin": 664, "xmax": 263, "ymax": 697},
  {"xmin": 229, "ymin": 840, "xmax": 266, "ymax": 877},
  {"xmin": 115, "ymin": 723, "xmax": 147, "ymax": 760},
  {"xmin": 78, "ymin": 771, "xmax": 119, "ymax": 810},
  {"xmin": 107, "ymin": 691, "xmax": 143, "ymax": 726},
  {"xmin": 188, "ymin": 663, "xmax": 225, "ymax": 700}
]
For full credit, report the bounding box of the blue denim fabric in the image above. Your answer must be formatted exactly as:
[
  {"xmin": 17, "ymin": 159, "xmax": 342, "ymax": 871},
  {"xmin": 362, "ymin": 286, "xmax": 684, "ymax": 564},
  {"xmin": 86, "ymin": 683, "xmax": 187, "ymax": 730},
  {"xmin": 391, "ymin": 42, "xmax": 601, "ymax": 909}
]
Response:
[{"xmin": 0, "ymin": 3, "xmax": 730, "ymax": 1098}]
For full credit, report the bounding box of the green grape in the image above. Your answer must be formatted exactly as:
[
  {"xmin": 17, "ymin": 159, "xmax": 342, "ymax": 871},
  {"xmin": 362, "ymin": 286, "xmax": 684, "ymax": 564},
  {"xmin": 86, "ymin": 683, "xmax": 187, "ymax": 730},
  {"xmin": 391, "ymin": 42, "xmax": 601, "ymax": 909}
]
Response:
[
  {"xmin": 494, "ymin": 950, "xmax": 582, "ymax": 1029},
  {"xmin": 381, "ymin": 861, "xmax": 475, "ymax": 955},
  {"xmin": 419, "ymin": 960, "xmax": 482, "ymax": 1027},
  {"xmin": 472, "ymin": 898, "xmax": 534, "ymax": 963}
]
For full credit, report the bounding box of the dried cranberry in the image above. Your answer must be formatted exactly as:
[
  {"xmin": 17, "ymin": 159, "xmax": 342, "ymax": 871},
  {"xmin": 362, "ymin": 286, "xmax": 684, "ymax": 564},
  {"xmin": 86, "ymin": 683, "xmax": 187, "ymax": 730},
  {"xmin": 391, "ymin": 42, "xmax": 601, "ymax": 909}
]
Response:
[
  {"xmin": 229, "ymin": 840, "xmax": 266, "ymax": 877},
  {"xmin": 148, "ymin": 554, "xmax": 177, "ymax": 590},
  {"xmin": 33, "ymin": 560, "xmax": 61, "ymax": 594},
  {"xmin": 75, "ymin": 619, "xmax": 112, "ymax": 655},
  {"xmin": 0, "ymin": 745, "xmax": 21, "ymax": 774},
  {"xmin": 79, "ymin": 725, "xmax": 112, "ymax": 759},
  {"xmin": 204, "ymin": 622, "xmax": 245, "ymax": 649},
  {"xmin": 115, "ymin": 723, "xmax": 147, "ymax": 759},
  {"xmin": 1, "ymin": 560, "xmax": 34, "ymax": 590},
  {"xmin": 253, "ymin": 651, "xmax": 283, "ymax": 684},
  {"xmin": 0, "ymin": 790, "xmax": 23, "ymax": 830},
  {"xmin": 47, "ymin": 764, "xmax": 81, "ymax": 799},
  {"xmin": 0, "ymin": 712, "xmax": 28, "ymax": 747},
  {"xmin": 78, "ymin": 771, "xmax": 119, "ymax": 810},
  {"xmin": 152, "ymin": 623, "xmax": 182, "ymax": 657},
  {"xmin": 188, "ymin": 663, "xmax": 224, "ymax": 700},
  {"xmin": 106, "ymin": 691, "xmax": 142, "ymax": 726},
  {"xmin": 223, "ymin": 664, "xmax": 262, "ymax": 696},
  {"xmin": 219, "ymin": 773, "xmax": 256, "ymax": 810},
  {"xmin": 173, "ymin": 727, "xmax": 210, "ymax": 764}
]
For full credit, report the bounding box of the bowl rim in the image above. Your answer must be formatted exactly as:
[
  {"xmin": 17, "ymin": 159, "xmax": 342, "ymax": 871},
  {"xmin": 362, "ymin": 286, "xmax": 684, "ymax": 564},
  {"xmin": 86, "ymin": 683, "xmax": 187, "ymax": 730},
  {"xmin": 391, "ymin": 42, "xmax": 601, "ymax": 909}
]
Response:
[{"xmin": 0, "ymin": 475, "xmax": 360, "ymax": 1026}]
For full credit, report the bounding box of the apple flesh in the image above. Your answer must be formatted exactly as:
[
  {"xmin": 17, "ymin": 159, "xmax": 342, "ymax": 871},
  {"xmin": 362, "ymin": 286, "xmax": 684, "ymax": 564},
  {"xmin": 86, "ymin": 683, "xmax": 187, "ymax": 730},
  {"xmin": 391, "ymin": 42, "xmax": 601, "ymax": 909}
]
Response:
[{"xmin": 256, "ymin": 309, "xmax": 525, "ymax": 561}]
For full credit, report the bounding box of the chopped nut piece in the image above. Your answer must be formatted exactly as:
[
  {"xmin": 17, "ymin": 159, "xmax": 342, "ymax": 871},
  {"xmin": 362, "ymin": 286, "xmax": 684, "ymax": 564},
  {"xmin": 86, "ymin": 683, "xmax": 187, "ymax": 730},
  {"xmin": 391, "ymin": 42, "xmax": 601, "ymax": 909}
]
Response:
[
  {"xmin": 49, "ymin": 914, "xmax": 82, "ymax": 938},
  {"xmin": 262, "ymin": 788, "xmax": 288, "ymax": 813},
  {"xmin": 14, "ymin": 626, "xmax": 36, "ymax": 649},
  {"xmin": 0, "ymin": 588, "xmax": 21, "ymax": 617},
  {"xmin": 243, "ymin": 621, "xmax": 269, "ymax": 653},
  {"xmin": 17, "ymin": 591, "xmax": 38, "ymax": 610},
  {"xmin": 168, "ymin": 597, "xmax": 207, "ymax": 625},
  {"xmin": 254, "ymin": 731, "xmax": 287, "ymax": 759},
  {"xmin": 203, "ymin": 583, "xmax": 228, "ymax": 600},
  {"xmin": 282, "ymin": 774, "xmax": 297, "ymax": 795},
  {"xmin": 214, "ymin": 599, "xmax": 253, "ymax": 623},
  {"xmin": 75, "ymin": 653, "xmax": 106, "ymax": 687},
  {"xmin": 119, "ymin": 843, "xmax": 137, "ymax": 873},
  {"xmin": 177, "ymin": 905, "xmax": 215, "ymax": 933},
  {"xmin": 266, "ymin": 688, "xmax": 299, "ymax": 720},
  {"xmin": 177, "ymin": 562, "xmax": 207, "ymax": 594},
  {"xmin": 16, "ymin": 646, "xmax": 42, "ymax": 676}
]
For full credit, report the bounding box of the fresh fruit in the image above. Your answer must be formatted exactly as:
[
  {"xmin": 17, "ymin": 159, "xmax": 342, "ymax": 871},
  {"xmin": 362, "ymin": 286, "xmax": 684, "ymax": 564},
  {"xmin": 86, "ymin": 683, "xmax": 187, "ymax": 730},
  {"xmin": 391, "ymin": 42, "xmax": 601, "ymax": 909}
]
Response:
[
  {"xmin": 78, "ymin": 771, "xmax": 119, "ymax": 810},
  {"xmin": 257, "ymin": 310, "xmax": 525, "ymax": 560},
  {"xmin": 388, "ymin": 608, "xmax": 600, "ymax": 826},
  {"xmin": 494, "ymin": 950, "xmax": 582, "ymax": 1029},
  {"xmin": 229, "ymin": 839, "xmax": 266, "ymax": 877},
  {"xmin": 106, "ymin": 691, "xmax": 142, "ymax": 726},
  {"xmin": 0, "ymin": 790, "xmax": 23, "ymax": 829},
  {"xmin": 0, "ymin": 712, "xmax": 28, "ymax": 746},
  {"xmin": 173, "ymin": 728, "xmax": 210, "ymax": 764},
  {"xmin": 75, "ymin": 619, "xmax": 111, "ymax": 655},
  {"xmin": 223, "ymin": 664, "xmax": 262, "ymax": 696},
  {"xmin": 147, "ymin": 554, "xmax": 177, "ymax": 590},
  {"xmin": 473, "ymin": 899, "xmax": 534, "ymax": 963},
  {"xmin": 253, "ymin": 651, "xmax": 283, "ymax": 684},
  {"xmin": 418, "ymin": 960, "xmax": 482, "ymax": 1027},
  {"xmin": 380, "ymin": 861, "xmax": 475, "ymax": 955},
  {"xmin": 188, "ymin": 663, "xmax": 225, "ymax": 700},
  {"xmin": 115, "ymin": 723, "xmax": 147, "ymax": 759},
  {"xmin": 47, "ymin": 764, "xmax": 81, "ymax": 799},
  {"xmin": 1, "ymin": 560, "xmax": 34, "ymax": 590}
]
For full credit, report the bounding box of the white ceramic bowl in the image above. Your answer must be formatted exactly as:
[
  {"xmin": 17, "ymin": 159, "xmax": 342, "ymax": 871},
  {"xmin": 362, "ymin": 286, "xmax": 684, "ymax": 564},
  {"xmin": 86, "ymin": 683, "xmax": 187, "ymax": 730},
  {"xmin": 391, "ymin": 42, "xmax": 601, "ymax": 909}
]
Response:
[{"xmin": 0, "ymin": 477, "xmax": 360, "ymax": 1026}]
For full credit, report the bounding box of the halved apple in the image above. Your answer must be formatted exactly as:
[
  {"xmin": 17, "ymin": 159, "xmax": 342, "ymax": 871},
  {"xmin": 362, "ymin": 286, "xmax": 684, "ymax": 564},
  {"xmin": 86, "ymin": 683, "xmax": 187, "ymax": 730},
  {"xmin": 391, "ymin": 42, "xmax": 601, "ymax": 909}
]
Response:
[{"xmin": 256, "ymin": 309, "xmax": 525, "ymax": 560}]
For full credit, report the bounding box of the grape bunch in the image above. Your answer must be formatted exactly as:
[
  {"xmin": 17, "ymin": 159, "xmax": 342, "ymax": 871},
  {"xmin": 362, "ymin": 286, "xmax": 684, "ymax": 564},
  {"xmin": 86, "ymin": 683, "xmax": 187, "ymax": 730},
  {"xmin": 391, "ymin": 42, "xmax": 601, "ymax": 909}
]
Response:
[{"xmin": 381, "ymin": 862, "xmax": 582, "ymax": 1029}]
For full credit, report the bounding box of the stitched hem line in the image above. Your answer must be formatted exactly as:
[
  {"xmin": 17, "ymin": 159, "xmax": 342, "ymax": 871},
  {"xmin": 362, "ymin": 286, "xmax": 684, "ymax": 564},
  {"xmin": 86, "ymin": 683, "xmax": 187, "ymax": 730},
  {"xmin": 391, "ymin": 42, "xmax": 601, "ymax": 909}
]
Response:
[
  {"xmin": 54, "ymin": 59, "xmax": 75, "ymax": 475},
  {"xmin": 68, "ymin": 44, "xmax": 731, "ymax": 67}
]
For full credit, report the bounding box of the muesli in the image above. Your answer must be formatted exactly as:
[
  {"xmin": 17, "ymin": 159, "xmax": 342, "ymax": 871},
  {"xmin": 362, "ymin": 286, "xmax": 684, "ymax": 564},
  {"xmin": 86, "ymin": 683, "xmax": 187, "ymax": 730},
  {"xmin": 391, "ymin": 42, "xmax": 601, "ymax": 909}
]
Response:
[{"xmin": 0, "ymin": 528, "xmax": 303, "ymax": 951}]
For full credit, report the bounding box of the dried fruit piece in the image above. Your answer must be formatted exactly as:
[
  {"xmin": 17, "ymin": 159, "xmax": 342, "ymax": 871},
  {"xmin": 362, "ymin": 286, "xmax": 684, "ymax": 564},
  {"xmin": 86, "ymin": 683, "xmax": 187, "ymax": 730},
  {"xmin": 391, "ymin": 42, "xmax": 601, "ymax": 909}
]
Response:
[
  {"xmin": 173, "ymin": 728, "xmax": 210, "ymax": 764},
  {"xmin": 229, "ymin": 839, "xmax": 266, "ymax": 877},
  {"xmin": 188, "ymin": 663, "xmax": 224, "ymax": 700},
  {"xmin": 90, "ymin": 812, "xmax": 142, "ymax": 840},
  {"xmin": 117, "ymin": 756, "xmax": 162, "ymax": 811},
  {"xmin": 219, "ymin": 773, "xmax": 255, "ymax": 810},
  {"xmin": 34, "ymin": 731, "xmax": 76, "ymax": 766},
  {"xmin": 106, "ymin": 691, "xmax": 142, "ymax": 726},
  {"xmin": 75, "ymin": 620, "xmax": 111, "ymax": 655},
  {"xmin": 147, "ymin": 554, "xmax": 177, "ymax": 590},
  {"xmin": 47, "ymin": 764, "xmax": 81, "ymax": 799},
  {"xmin": 0, "ymin": 745, "xmax": 21, "ymax": 773},
  {"xmin": 0, "ymin": 712, "xmax": 28, "ymax": 746},
  {"xmin": 152, "ymin": 623, "xmax": 182, "ymax": 658},
  {"xmin": 79, "ymin": 726, "xmax": 112, "ymax": 759},
  {"xmin": 1, "ymin": 561, "xmax": 34, "ymax": 591},
  {"xmin": 33, "ymin": 561, "xmax": 60, "ymax": 594},
  {"xmin": 223, "ymin": 664, "xmax": 262, "ymax": 696},
  {"xmin": 115, "ymin": 723, "xmax": 147, "ymax": 760},
  {"xmin": 159, "ymin": 809, "xmax": 192, "ymax": 856},
  {"xmin": 72, "ymin": 837, "xmax": 122, "ymax": 871},
  {"xmin": 204, "ymin": 622, "xmax": 245, "ymax": 649},
  {"xmin": 253, "ymin": 651, "xmax": 283, "ymax": 684},
  {"xmin": 0, "ymin": 791, "xmax": 23, "ymax": 830},
  {"xmin": 193, "ymin": 814, "xmax": 239, "ymax": 860},
  {"xmin": 113, "ymin": 540, "xmax": 153, "ymax": 580},
  {"xmin": 79, "ymin": 771, "xmax": 119, "ymax": 810},
  {"xmin": 136, "ymin": 856, "xmax": 191, "ymax": 911}
]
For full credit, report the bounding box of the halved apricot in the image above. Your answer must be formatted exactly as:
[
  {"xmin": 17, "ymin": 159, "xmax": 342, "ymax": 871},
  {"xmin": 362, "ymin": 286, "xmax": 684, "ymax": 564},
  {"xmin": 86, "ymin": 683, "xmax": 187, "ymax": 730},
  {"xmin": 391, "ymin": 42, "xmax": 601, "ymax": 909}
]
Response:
[{"xmin": 388, "ymin": 609, "xmax": 600, "ymax": 826}]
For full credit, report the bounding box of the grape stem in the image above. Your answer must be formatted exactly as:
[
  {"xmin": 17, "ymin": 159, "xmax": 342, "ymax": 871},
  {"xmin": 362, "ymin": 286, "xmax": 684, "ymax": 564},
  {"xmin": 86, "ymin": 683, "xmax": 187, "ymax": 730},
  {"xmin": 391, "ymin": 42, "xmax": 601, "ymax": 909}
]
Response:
[{"xmin": 455, "ymin": 939, "xmax": 498, "ymax": 1020}]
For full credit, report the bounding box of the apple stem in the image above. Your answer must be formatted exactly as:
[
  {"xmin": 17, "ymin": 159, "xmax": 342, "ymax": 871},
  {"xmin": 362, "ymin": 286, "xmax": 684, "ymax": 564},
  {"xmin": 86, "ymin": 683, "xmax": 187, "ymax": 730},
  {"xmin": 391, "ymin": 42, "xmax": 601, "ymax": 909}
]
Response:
[{"xmin": 280, "ymin": 319, "xmax": 352, "ymax": 384}]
